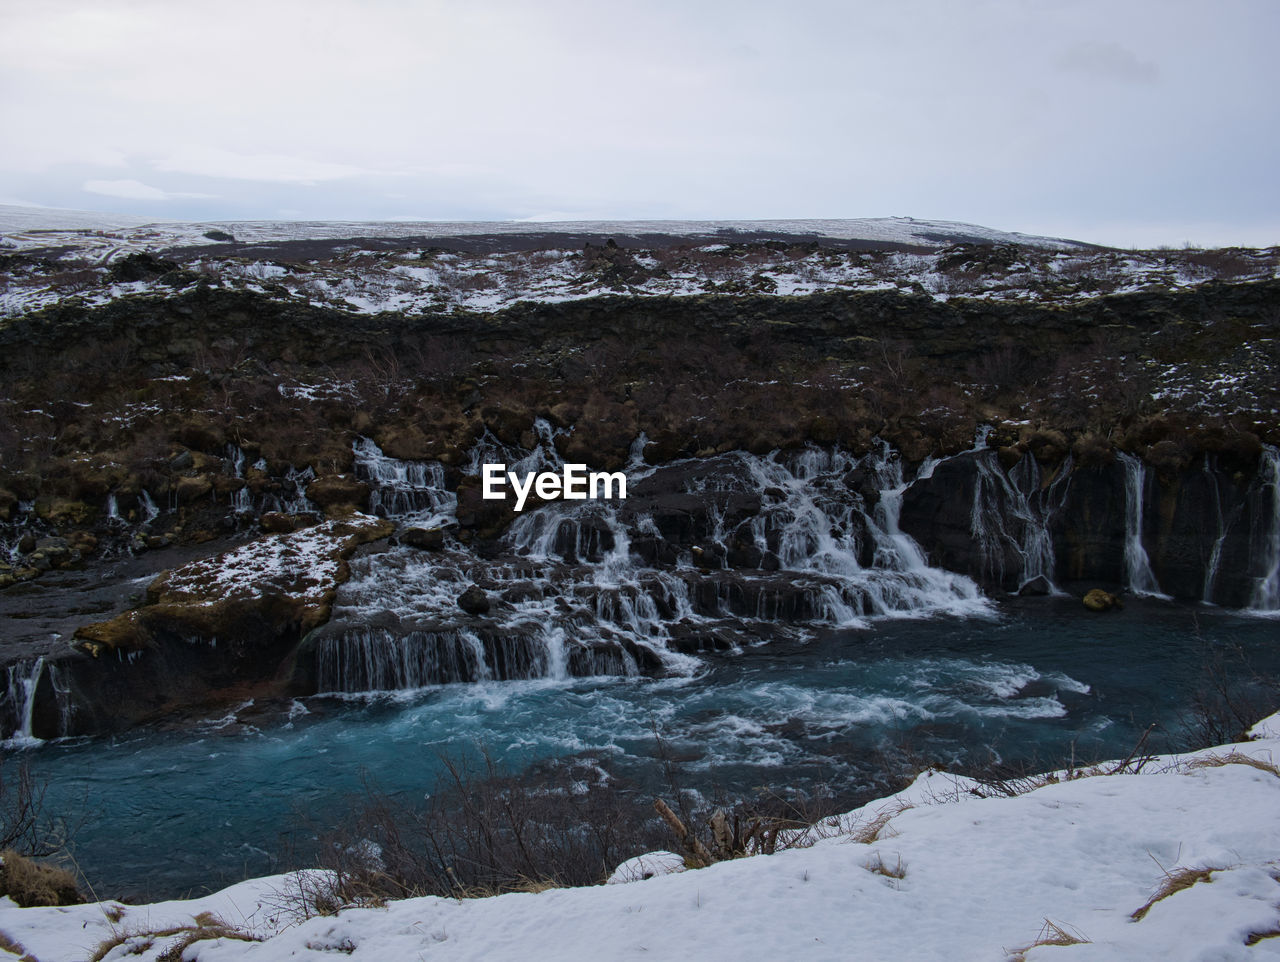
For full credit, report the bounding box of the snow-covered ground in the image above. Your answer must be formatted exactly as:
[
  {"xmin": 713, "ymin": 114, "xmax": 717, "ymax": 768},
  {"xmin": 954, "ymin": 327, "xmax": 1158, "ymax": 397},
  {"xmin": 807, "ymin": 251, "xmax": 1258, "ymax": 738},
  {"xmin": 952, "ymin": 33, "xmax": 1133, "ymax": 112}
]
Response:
[
  {"xmin": 0, "ymin": 205, "xmax": 1085, "ymax": 254},
  {"xmin": 4, "ymin": 713, "xmax": 1278, "ymax": 961},
  {"xmin": 4, "ymin": 204, "xmax": 1278, "ymax": 321},
  {"xmin": 3, "ymin": 232, "xmax": 1277, "ymax": 322}
]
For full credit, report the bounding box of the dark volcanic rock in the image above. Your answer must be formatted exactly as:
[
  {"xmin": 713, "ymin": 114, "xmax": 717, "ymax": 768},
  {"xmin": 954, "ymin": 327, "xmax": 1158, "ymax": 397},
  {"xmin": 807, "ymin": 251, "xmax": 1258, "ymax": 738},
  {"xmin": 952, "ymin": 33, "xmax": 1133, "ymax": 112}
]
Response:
[
  {"xmin": 55, "ymin": 515, "xmax": 394, "ymax": 737},
  {"xmin": 260, "ymin": 511, "xmax": 323, "ymax": 533},
  {"xmin": 1050, "ymin": 463, "xmax": 1128, "ymax": 586},
  {"xmin": 457, "ymin": 584, "xmax": 491, "ymax": 615},
  {"xmin": 402, "ymin": 526, "xmax": 446, "ymax": 551},
  {"xmin": 1018, "ymin": 575, "xmax": 1052, "ymax": 597}
]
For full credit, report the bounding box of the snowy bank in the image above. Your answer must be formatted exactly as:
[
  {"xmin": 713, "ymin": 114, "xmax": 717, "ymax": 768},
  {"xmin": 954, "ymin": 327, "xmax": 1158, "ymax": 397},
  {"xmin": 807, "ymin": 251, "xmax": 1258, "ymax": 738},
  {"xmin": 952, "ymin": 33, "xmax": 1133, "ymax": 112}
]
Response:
[{"xmin": 3, "ymin": 716, "xmax": 1279, "ymax": 961}]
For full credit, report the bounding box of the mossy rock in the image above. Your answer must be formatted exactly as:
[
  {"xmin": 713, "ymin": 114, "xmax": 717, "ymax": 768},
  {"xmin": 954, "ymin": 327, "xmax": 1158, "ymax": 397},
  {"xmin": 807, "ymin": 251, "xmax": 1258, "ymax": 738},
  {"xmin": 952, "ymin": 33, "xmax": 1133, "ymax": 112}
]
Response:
[
  {"xmin": 34, "ymin": 499, "xmax": 95, "ymax": 527},
  {"xmin": 1083, "ymin": 588, "xmax": 1122, "ymax": 612},
  {"xmin": 174, "ymin": 475, "xmax": 214, "ymax": 504},
  {"xmin": 306, "ymin": 475, "xmax": 370, "ymax": 509}
]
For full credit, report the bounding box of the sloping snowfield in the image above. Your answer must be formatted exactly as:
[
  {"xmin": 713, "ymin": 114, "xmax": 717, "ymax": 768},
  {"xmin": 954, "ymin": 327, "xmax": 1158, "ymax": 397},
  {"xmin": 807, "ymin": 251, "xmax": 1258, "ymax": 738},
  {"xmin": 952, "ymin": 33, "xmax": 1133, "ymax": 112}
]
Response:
[
  {"xmin": 0, "ymin": 205, "xmax": 1087, "ymax": 254},
  {"xmin": 4, "ymin": 714, "xmax": 1278, "ymax": 961}
]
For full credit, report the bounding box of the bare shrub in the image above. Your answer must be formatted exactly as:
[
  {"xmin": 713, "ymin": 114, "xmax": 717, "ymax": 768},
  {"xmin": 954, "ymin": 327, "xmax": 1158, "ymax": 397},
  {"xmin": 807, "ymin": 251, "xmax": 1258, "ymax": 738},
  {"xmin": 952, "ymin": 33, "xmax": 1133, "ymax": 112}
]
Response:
[
  {"xmin": 1181, "ymin": 642, "xmax": 1280, "ymax": 748},
  {"xmin": 1183, "ymin": 249, "xmax": 1256, "ymax": 280},
  {"xmin": 0, "ymin": 756, "xmax": 67, "ymax": 857},
  {"xmin": 316, "ymin": 750, "xmax": 670, "ymax": 902}
]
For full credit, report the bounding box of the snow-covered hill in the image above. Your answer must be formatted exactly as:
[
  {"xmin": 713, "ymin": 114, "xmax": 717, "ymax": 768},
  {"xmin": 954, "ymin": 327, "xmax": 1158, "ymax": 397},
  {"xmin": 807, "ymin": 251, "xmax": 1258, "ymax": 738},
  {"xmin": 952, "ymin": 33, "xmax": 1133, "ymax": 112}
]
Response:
[
  {"xmin": 2, "ymin": 221, "xmax": 1276, "ymax": 321},
  {"xmin": 0, "ymin": 203, "xmax": 162, "ymax": 234},
  {"xmin": 3, "ymin": 714, "xmax": 1278, "ymax": 961},
  {"xmin": 0, "ymin": 205, "xmax": 1090, "ymax": 255}
]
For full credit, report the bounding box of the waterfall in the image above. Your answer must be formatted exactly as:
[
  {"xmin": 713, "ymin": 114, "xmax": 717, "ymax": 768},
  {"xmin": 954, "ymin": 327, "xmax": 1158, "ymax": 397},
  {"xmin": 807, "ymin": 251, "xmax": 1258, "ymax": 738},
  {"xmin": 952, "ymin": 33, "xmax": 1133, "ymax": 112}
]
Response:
[
  {"xmin": 1250, "ymin": 445, "xmax": 1280, "ymax": 611},
  {"xmin": 1200, "ymin": 456, "xmax": 1242, "ymax": 605},
  {"xmin": 4, "ymin": 658, "xmax": 45, "ymax": 746},
  {"xmin": 140, "ymin": 490, "xmax": 161, "ymax": 522},
  {"xmin": 314, "ymin": 438, "xmax": 992, "ymax": 696},
  {"xmin": 353, "ymin": 437, "xmax": 455, "ymax": 522},
  {"xmin": 967, "ymin": 451, "xmax": 1069, "ymax": 592},
  {"xmin": 741, "ymin": 443, "xmax": 988, "ymax": 618},
  {"xmin": 1118, "ymin": 453, "xmax": 1166, "ymax": 597},
  {"xmin": 226, "ymin": 444, "xmax": 253, "ymax": 514}
]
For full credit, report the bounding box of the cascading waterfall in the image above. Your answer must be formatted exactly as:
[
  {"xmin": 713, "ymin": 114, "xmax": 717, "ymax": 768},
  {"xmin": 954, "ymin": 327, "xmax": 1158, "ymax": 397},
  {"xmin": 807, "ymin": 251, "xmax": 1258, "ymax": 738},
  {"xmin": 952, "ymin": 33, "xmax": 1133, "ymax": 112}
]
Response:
[
  {"xmin": 140, "ymin": 490, "xmax": 161, "ymax": 522},
  {"xmin": 1201, "ymin": 455, "xmax": 1242, "ymax": 605},
  {"xmin": 353, "ymin": 436, "xmax": 454, "ymax": 521},
  {"xmin": 226, "ymin": 444, "xmax": 253, "ymax": 514},
  {"xmin": 1250, "ymin": 445, "xmax": 1280, "ymax": 611},
  {"xmin": 1118, "ymin": 453, "xmax": 1166, "ymax": 597},
  {"xmin": 968, "ymin": 451, "xmax": 1069, "ymax": 592},
  {"xmin": 4, "ymin": 657, "xmax": 45, "ymax": 746},
  {"xmin": 315, "ymin": 437, "xmax": 994, "ymax": 697}
]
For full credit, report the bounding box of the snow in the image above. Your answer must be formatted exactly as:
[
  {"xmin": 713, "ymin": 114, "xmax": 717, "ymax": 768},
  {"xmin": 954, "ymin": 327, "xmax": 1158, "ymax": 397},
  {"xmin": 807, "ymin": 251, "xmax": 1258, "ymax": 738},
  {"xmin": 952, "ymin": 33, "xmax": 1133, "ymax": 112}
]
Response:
[
  {"xmin": 158, "ymin": 514, "xmax": 385, "ymax": 605},
  {"xmin": 3, "ymin": 713, "xmax": 1278, "ymax": 961},
  {"xmin": 3, "ymin": 210, "xmax": 1278, "ymax": 324},
  {"xmin": 0, "ymin": 207, "xmax": 1088, "ymax": 253}
]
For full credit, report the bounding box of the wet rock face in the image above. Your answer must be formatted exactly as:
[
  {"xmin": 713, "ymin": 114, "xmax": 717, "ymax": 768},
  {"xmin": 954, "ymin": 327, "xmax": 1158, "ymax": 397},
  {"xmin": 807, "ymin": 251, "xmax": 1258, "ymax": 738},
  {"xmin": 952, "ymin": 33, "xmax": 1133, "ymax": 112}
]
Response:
[
  {"xmin": 401, "ymin": 526, "xmax": 446, "ymax": 551},
  {"xmin": 5, "ymin": 431, "xmax": 1279, "ymax": 740},
  {"xmin": 899, "ymin": 454, "xmax": 986, "ymax": 583},
  {"xmin": 457, "ymin": 585, "xmax": 490, "ymax": 615},
  {"xmin": 51, "ymin": 514, "xmax": 394, "ymax": 736},
  {"xmin": 889, "ymin": 444, "xmax": 1269, "ymax": 601}
]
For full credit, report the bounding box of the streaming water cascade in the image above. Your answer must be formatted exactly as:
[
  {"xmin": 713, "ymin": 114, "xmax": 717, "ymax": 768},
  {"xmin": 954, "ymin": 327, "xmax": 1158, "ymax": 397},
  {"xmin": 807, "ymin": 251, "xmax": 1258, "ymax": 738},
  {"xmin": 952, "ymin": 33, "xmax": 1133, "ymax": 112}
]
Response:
[
  {"xmin": 1251, "ymin": 445, "xmax": 1280, "ymax": 611},
  {"xmin": 313, "ymin": 435, "xmax": 993, "ymax": 694},
  {"xmin": 968, "ymin": 451, "xmax": 1071, "ymax": 592},
  {"xmin": 1201, "ymin": 455, "xmax": 1242, "ymax": 606},
  {"xmin": 1119, "ymin": 453, "xmax": 1167, "ymax": 598}
]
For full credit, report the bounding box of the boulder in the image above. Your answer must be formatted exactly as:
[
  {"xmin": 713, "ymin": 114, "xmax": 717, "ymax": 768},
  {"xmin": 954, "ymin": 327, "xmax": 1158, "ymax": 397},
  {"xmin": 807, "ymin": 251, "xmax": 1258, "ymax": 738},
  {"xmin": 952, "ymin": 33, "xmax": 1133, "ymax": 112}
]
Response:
[
  {"xmin": 73, "ymin": 513, "xmax": 395, "ymax": 655},
  {"xmin": 34, "ymin": 499, "xmax": 94, "ymax": 527},
  {"xmin": 1082, "ymin": 588, "xmax": 1122, "ymax": 612},
  {"xmin": 173, "ymin": 475, "xmax": 213, "ymax": 504},
  {"xmin": 305, "ymin": 475, "xmax": 370, "ymax": 510},
  {"xmin": 260, "ymin": 512, "xmax": 322, "ymax": 533},
  {"xmin": 458, "ymin": 585, "xmax": 490, "ymax": 615},
  {"xmin": 1018, "ymin": 575, "xmax": 1052, "ymax": 597},
  {"xmin": 402, "ymin": 526, "xmax": 446, "ymax": 551}
]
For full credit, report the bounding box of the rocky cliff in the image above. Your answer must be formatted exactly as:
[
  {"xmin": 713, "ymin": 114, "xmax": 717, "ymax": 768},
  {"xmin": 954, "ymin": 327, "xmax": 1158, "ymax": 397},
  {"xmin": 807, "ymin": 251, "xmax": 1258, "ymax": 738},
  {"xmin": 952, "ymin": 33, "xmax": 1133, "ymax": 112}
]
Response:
[{"xmin": 1, "ymin": 234, "xmax": 1278, "ymax": 740}]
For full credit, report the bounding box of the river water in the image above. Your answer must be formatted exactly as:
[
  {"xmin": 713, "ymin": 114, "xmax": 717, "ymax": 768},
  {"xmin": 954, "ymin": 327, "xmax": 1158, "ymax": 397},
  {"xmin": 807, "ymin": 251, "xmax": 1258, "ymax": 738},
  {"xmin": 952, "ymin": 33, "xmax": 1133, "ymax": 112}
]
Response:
[{"xmin": 22, "ymin": 598, "xmax": 1279, "ymax": 900}]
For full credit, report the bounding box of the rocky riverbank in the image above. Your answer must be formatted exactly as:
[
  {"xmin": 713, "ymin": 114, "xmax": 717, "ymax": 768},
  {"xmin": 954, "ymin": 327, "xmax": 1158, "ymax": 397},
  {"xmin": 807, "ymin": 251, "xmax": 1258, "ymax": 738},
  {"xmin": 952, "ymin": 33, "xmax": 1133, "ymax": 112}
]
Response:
[{"xmin": 1, "ymin": 230, "xmax": 1278, "ymax": 739}]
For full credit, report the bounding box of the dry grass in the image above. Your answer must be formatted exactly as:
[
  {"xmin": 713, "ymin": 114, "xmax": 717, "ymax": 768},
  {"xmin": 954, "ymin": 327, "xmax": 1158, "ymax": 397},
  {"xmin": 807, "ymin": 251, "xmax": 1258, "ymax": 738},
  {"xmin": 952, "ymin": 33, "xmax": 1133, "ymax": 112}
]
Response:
[
  {"xmin": 89, "ymin": 913, "xmax": 261, "ymax": 962},
  {"xmin": 0, "ymin": 850, "xmax": 82, "ymax": 907},
  {"xmin": 0, "ymin": 928, "xmax": 38, "ymax": 962},
  {"xmin": 1007, "ymin": 919, "xmax": 1091, "ymax": 960},
  {"xmin": 1130, "ymin": 866, "xmax": 1220, "ymax": 921},
  {"xmin": 1185, "ymin": 751, "xmax": 1280, "ymax": 778},
  {"xmin": 449, "ymin": 875, "xmax": 562, "ymax": 899},
  {"xmin": 1246, "ymin": 926, "xmax": 1280, "ymax": 946},
  {"xmin": 844, "ymin": 804, "xmax": 912, "ymax": 844},
  {"xmin": 864, "ymin": 852, "xmax": 907, "ymax": 880}
]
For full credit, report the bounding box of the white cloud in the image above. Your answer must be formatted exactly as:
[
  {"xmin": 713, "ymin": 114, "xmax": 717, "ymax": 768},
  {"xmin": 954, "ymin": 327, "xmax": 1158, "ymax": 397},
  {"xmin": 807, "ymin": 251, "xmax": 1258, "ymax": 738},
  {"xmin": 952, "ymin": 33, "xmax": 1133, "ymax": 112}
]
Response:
[
  {"xmin": 152, "ymin": 147, "xmax": 383, "ymax": 185},
  {"xmin": 0, "ymin": 0, "xmax": 1270, "ymax": 246},
  {"xmin": 82, "ymin": 179, "xmax": 215, "ymax": 201}
]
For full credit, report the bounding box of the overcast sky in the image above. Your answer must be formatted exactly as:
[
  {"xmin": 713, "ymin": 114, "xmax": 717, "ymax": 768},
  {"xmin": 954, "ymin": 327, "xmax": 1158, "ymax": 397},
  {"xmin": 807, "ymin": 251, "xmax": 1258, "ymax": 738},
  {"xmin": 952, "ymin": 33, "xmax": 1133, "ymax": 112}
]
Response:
[{"xmin": 1, "ymin": 0, "xmax": 1276, "ymax": 248}]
